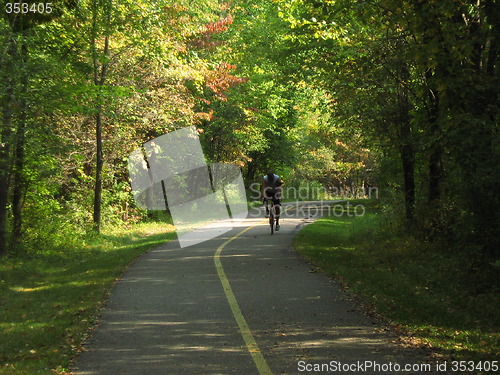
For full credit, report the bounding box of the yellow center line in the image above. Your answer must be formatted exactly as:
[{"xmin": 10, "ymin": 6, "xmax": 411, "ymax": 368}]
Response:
[{"xmin": 214, "ymin": 221, "xmax": 273, "ymax": 375}]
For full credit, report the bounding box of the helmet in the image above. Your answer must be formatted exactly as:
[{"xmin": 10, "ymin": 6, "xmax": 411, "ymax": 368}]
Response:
[{"xmin": 266, "ymin": 172, "xmax": 275, "ymax": 183}]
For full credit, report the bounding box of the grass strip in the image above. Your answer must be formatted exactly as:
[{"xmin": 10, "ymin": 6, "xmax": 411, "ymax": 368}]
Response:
[
  {"xmin": 0, "ymin": 222, "xmax": 175, "ymax": 374},
  {"xmin": 293, "ymin": 200, "xmax": 499, "ymax": 362}
]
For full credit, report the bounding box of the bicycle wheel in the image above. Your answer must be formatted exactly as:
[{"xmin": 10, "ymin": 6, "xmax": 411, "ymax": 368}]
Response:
[{"xmin": 269, "ymin": 203, "xmax": 274, "ymax": 235}]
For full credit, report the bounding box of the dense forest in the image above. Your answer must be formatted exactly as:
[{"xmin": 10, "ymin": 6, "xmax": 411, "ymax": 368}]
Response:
[{"xmin": 1, "ymin": 0, "xmax": 499, "ymax": 275}]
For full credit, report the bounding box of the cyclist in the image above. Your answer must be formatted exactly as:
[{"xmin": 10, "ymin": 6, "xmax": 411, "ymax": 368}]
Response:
[{"xmin": 262, "ymin": 172, "xmax": 282, "ymax": 231}]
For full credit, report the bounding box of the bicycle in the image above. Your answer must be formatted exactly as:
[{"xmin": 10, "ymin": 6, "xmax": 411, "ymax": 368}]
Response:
[{"xmin": 265, "ymin": 198, "xmax": 279, "ymax": 235}]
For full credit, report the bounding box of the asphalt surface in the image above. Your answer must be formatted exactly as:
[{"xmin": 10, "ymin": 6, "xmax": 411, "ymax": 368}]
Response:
[{"xmin": 72, "ymin": 202, "xmax": 437, "ymax": 375}]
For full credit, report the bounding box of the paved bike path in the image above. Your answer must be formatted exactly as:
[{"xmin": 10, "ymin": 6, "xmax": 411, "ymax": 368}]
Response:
[{"xmin": 73, "ymin": 203, "xmax": 436, "ymax": 374}]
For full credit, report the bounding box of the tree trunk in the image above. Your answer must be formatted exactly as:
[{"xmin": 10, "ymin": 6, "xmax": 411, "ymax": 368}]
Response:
[
  {"xmin": 0, "ymin": 130, "xmax": 10, "ymax": 255},
  {"xmin": 11, "ymin": 42, "xmax": 29, "ymax": 250},
  {"xmin": 0, "ymin": 37, "xmax": 17, "ymax": 256},
  {"xmin": 91, "ymin": 0, "xmax": 111, "ymax": 233},
  {"xmin": 0, "ymin": 100, "xmax": 12, "ymax": 256},
  {"xmin": 400, "ymin": 143, "xmax": 415, "ymax": 222},
  {"xmin": 11, "ymin": 109, "xmax": 26, "ymax": 250},
  {"xmin": 426, "ymin": 76, "xmax": 442, "ymax": 204},
  {"xmin": 428, "ymin": 103, "xmax": 443, "ymax": 203},
  {"xmin": 93, "ymin": 110, "xmax": 104, "ymax": 233},
  {"xmin": 398, "ymin": 64, "xmax": 415, "ymax": 223},
  {"xmin": 428, "ymin": 132, "xmax": 442, "ymax": 203}
]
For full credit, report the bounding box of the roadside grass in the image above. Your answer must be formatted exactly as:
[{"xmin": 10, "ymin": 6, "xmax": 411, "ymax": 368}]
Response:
[
  {"xmin": 294, "ymin": 200, "xmax": 499, "ymax": 362},
  {"xmin": 0, "ymin": 222, "xmax": 175, "ymax": 374}
]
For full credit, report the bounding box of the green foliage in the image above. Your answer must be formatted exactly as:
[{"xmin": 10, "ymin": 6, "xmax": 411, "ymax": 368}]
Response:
[
  {"xmin": 0, "ymin": 0, "xmax": 495, "ymax": 258},
  {"xmin": 1, "ymin": 0, "xmax": 231, "ymax": 254},
  {"xmin": 294, "ymin": 200, "xmax": 499, "ymax": 361},
  {"xmin": 0, "ymin": 222, "xmax": 175, "ymax": 374},
  {"xmin": 274, "ymin": 0, "xmax": 500, "ymax": 260},
  {"xmin": 0, "ymin": 0, "xmax": 498, "ymax": 365},
  {"xmin": 4, "ymin": 0, "xmax": 495, "ymax": 257}
]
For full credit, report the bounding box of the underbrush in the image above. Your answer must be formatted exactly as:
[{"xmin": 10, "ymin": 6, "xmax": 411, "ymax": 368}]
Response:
[{"xmin": 294, "ymin": 200, "xmax": 499, "ymax": 363}]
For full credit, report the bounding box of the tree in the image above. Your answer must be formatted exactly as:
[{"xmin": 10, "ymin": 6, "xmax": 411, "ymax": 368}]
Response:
[
  {"xmin": 0, "ymin": 0, "xmax": 77, "ymax": 254},
  {"xmin": 89, "ymin": 0, "xmax": 112, "ymax": 233},
  {"xmin": 275, "ymin": 0, "xmax": 499, "ymax": 260},
  {"xmin": 1, "ymin": 0, "xmax": 227, "ymax": 254}
]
